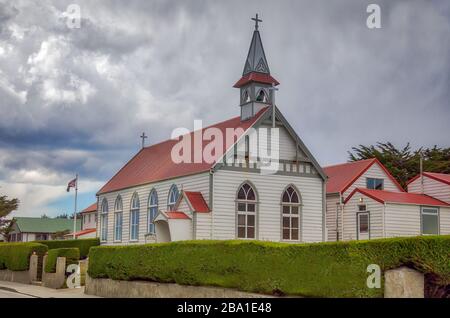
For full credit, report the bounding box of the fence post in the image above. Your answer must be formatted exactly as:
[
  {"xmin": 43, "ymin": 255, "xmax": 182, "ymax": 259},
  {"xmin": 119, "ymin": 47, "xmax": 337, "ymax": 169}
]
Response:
[{"xmin": 29, "ymin": 253, "xmax": 38, "ymax": 282}]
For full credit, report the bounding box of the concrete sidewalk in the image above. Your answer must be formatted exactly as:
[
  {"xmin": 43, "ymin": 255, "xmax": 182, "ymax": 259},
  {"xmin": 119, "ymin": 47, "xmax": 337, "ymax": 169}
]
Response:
[{"xmin": 0, "ymin": 281, "xmax": 100, "ymax": 298}]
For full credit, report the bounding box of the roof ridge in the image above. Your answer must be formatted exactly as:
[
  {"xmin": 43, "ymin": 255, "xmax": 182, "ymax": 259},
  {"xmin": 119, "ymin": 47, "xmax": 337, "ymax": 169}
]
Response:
[{"xmin": 323, "ymin": 158, "xmax": 375, "ymax": 169}]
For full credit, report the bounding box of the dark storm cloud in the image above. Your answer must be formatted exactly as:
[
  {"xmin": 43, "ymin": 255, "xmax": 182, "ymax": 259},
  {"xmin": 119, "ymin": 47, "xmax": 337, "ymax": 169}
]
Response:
[{"xmin": 0, "ymin": 0, "xmax": 449, "ymax": 215}]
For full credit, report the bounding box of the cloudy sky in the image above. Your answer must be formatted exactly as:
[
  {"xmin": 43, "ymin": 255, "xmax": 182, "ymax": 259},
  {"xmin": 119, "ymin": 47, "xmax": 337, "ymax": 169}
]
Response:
[{"xmin": 0, "ymin": 0, "xmax": 449, "ymax": 217}]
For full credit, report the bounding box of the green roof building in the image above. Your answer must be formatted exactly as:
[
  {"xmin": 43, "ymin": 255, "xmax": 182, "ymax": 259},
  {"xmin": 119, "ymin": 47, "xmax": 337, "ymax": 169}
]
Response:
[{"xmin": 8, "ymin": 217, "xmax": 81, "ymax": 242}]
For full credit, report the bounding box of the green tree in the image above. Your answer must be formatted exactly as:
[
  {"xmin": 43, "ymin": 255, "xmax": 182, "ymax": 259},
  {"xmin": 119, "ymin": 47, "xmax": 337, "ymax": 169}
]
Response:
[
  {"xmin": 348, "ymin": 142, "xmax": 450, "ymax": 188},
  {"xmin": 0, "ymin": 195, "xmax": 19, "ymax": 237}
]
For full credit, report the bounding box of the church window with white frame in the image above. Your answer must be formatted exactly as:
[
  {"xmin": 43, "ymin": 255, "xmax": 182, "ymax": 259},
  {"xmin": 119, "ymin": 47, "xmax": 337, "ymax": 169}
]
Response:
[
  {"xmin": 130, "ymin": 193, "xmax": 140, "ymax": 241},
  {"xmin": 281, "ymin": 186, "xmax": 300, "ymax": 241},
  {"xmin": 236, "ymin": 182, "xmax": 257, "ymax": 239}
]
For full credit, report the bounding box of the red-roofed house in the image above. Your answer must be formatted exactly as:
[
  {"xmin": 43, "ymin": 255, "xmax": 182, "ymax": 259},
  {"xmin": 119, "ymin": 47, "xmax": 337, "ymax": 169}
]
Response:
[
  {"xmin": 324, "ymin": 159, "xmax": 450, "ymax": 241},
  {"xmin": 66, "ymin": 203, "xmax": 98, "ymax": 239},
  {"xmin": 323, "ymin": 158, "xmax": 404, "ymax": 241},
  {"xmin": 407, "ymin": 172, "xmax": 450, "ymax": 204},
  {"xmin": 95, "ymin": 21, "xmax": 327, "ymax": 245},
  {"xmin": 343, "ymin": 188, "xmax": 449, "ymax": 240}
]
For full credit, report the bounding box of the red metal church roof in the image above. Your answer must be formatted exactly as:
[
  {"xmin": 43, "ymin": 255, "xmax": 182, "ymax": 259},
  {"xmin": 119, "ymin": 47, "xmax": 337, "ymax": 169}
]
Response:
[
  {"xmin": 184, "ymin": 191, "xmax": 210, "ymax": 213},
  {"xmin": 98, "ymin": 108, "xmax": 269, "ymax": 195},
  {"xmin": 166, "ymin": 212, "xmax": 191, "ymax": 220},
  {"xmin": 233, "ymin": 72, "xmax": 280, "ymax": 88},
  {"xmin": 344, "ymin": 188, "xmax": 450, "ymax": 206},
  {"xmin": 323, "ymin": 158, "xmax": 404, "ymax": 194}
]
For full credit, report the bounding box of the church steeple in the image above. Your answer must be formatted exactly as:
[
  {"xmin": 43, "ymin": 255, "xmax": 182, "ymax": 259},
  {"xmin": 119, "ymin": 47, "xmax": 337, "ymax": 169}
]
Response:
[{"xmin": 234, "ymin": 14, "xmax": 279, "ymax": 121}]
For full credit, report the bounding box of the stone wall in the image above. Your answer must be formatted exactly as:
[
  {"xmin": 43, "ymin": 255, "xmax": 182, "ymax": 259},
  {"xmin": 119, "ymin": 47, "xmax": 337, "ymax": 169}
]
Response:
[
  {"xmin": 42, "ymin": 255, "xmax": 66, "ymax": 289},
  {"xmin": 384, "ymin": 267, "xmax": 424, "ymax": 298},
  {"xmin": 85, "ymin": 266, "xmax": 426, "ymax": 298},
  {"xmin": 85, "ymin": 275, "xmax": 274, "ymax": 298},
  {"xmin": 0, "ymin": 254, "xmax": 38, "ymax": 284}
]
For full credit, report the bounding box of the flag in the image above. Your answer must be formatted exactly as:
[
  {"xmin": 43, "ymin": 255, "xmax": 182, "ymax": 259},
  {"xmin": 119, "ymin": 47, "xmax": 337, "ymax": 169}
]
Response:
[{"xmin": 66, "ymin": 178, "xmax": 77, "ymax": 192}]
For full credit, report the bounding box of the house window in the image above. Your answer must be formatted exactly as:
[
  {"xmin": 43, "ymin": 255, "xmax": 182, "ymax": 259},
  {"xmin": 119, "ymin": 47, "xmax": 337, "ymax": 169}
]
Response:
[
  {"xmin": 282, "ymin": 186, "xmax": 301, "ymax": 241},
  {"xmin": 167, "ymin": 185, "xmax": 179, "ymax": 211},
  {"xmin": 236, "ymin": 182, "xmax": 257, "ymax": 239},
  {"xmin": 421, "ymin": 207, "xmax": 439, "ymax": 235},
  {"xmin": 88, "ymin": 214, "xmax": 91, "ymax": 223},
  {"xmin": 130, "ymin": 193, "xmax": 140, "ymax": 241},
  {"xmin": 114, "ymin": 196, "xmax": 123, "ymax": 241},
  {"xmin": 100, "ymin": 198, "xmax": 108, "ymax": 242},
  {"xmin": 358, "ymin": 213, "xmax": 369, "ymax": 234},
  {"xmin": 148, "ymin": 190, "xmax": 158, "ymax": 234},
  {"xmin": 36, "ymin": 234, "xmax": 47, "ymax": 241},
  {"xmin": 366, "ymin": 178, "xmax": 384, "ymax": 190}
]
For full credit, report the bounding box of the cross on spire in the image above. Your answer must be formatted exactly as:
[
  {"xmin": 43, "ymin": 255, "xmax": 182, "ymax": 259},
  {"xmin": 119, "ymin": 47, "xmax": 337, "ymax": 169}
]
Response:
[
  {"xmin": 251, "ymin": 13, "xmax": 262, "ymax": 30},
  {"xmin": 140, "ymin": 132, "xmax": 148, "ymax": 149}
]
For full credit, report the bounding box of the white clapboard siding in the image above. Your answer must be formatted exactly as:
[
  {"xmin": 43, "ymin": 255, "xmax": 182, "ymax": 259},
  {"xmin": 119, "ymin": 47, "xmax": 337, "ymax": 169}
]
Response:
[
  {"xmin": 98, "ymin": 172, "xmax": 209, "ymax": 245},
  {"xmin": 440, "ymin": 207, "xmax": 450, "ymax": 234},
  {"xmin": 196, "ymin": 213, "xmax": 212, "ymax": 240},
  {"xmin": 343, "ymin": 163, "xmax": 403, "ymax": 198},
  {"xmin": 235, "ymin": 124, "xmax": 301, "ymax": 163},
  {"xmin": 212, "ymin": 169, "xmax": 323, "ymax": 242},
  {"xmin": 408, "ymin": 176, "xmax": 450, "ymax": 204},
  {"xmin": 325, "ymin": 194, "xmax": 341, "ymax": 241},
  {"xmin": 384, "ymin": 204, "xmax": 421, "ymax": 238},
  {"xmin": 342, "ymin": 194, "xmax": 384, "ymax": 241},
  {"xmin": 257, "ymin": 124, "xmax": 300, "ymax": 161}
]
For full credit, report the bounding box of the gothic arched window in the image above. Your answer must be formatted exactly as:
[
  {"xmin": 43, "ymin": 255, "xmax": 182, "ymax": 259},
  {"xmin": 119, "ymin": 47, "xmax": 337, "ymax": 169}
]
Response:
[
  {"xmin": 281, "ymin": 185, "xmax": 301, "ymax": 241},
  {"xmin": 130, "ymin": 193, "xmax": 140, "ymax": 241},
  {"xmin": 114, "ymin": 195, "xmax": 123, "ymax": 241},
  {"xmin": 100, "ymin": 198, "xmax": 108, "ymax": 242},
  {"xmin": 256, "ymin": 89, "xmax": 268, "ymax": 103},
  {"xmin": 147, "ymin": 189, "xmax": 158, "ymax": 234},
  {"xmin": 167, "ymin": 184, "xmax": 179, "ymax": 211},
  {"xmin": 236, "ymin": 182, "xmax": 257, "ymax": 239},
  {"xmin": 242, "ymin": 90, "xmax": 251, "ymax": 103}
]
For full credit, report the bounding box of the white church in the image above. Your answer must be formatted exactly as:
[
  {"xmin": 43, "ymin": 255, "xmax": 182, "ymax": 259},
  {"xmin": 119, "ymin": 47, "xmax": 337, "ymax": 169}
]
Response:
[{"xmin": 96, "ymin": 16, "xmax": 327, "ymax": 245}]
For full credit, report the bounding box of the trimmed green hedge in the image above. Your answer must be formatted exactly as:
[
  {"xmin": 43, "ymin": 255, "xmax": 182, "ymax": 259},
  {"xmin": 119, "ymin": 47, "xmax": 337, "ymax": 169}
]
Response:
[
  {"xmin": 45, "ymin": 248, "xmax": 80, "ymax": 273},
  {"xmin": 88, "ymin": 236, "xmax": 450, "ymax": 298},
  {"xmin": 0, "ymin": 242, "xmax": 48, "ymax": 271},
  {"xmin": 36, "ymin": 238, "xmax": 99, "ymax": 259}
]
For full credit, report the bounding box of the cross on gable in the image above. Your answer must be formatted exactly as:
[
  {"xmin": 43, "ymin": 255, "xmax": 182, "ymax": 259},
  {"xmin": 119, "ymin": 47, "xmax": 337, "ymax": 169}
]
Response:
[{"xmin": 251, "ymin": 13, "xmax": 262, "ymax": 30}]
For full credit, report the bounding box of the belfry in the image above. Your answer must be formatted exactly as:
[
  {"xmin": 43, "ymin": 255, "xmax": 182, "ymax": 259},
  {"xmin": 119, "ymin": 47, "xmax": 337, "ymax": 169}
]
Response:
[{"xmin": 233, "ymin": 14, "xmax": 280, "ymax": 121}]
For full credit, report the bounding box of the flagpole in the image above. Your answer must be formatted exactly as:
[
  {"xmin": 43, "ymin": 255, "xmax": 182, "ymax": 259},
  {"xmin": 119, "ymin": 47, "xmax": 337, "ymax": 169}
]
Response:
[{"xmin": 73, "ymin": 174, "xmax": 78, "ymax": 239}]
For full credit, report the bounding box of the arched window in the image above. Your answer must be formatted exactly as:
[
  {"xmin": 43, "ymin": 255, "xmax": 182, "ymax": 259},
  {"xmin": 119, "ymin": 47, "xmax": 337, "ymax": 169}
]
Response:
[
  {"xmin": 100, "ymin": 198, "xmax": 108, "ymax": 242},
  {"xmin": 256, "ymin": 89, "xmax": 268, "ymax": 103},
  {"xmin": 281, "ymin": 186, "xmax": 301, "ymax": 241},
  {"xmin": 242, "ymin": 90, "xmax": 251, "ymax": 103},
  {"xmin": 114, "ymin": 195, "xmax": 123, "ymax": 241},
  {"xmin": 167, "ymin": 185, "xmax": 179, "ymax": 211},
  {"xmin": 236, "ymin": 182, "xmax": 257, "ymax": 239},
  {"xmin": 147, "ymin": 190, "xmax": 158, "ymax": 234},
  {"xmin": 130, "ymin": 193, "xmax": 140, "ymax": 241}
]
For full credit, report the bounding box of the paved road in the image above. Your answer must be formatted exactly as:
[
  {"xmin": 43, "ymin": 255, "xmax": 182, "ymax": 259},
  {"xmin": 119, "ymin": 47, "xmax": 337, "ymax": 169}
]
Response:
[
  {"xmin": 0, "ymin": 287, "xmax": 35, "ymax": 298},
  {"xmin": 0, "ymin": 281, "xmax": 99, "ymax": 298}
]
